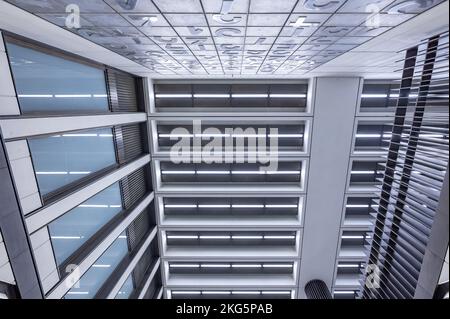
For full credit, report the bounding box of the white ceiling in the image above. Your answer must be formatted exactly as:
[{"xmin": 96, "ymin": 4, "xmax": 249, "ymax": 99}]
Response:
[{"xmin": 1, "ymin": 0, "xmax": 449, "ymax": 79}]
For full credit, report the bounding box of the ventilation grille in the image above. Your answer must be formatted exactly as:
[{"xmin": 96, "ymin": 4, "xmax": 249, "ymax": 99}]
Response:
[
  {"xmin": 121, "ymin": 167, "xmax": 147, "ymax": 210},
  {"xmin": 107, "ymin": 69, "xmax": 138, "ymax": 112},
  {"xmin": 127, "ymin": 209, "xmax": 151, "ymax": 251},
  {"xmin": 115, "ymin": 124, "xmax": 144, "ymax": 164},
  {"xmin": 363, "ymin": 32, "xmax": 449, "ymax": 299}
]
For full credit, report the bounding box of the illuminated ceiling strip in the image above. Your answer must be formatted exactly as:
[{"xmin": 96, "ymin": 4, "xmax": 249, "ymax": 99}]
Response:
[
  {"xmin": 231, "ymin": 264, "xmax": 262, "ymax": 268},
  {"xmin": 193, "ymin": 94, "xmax": 230, "ymax": 98},
  {"xmin": 196, "ymin": 170, "xmax": 230, "ymax": 174},
  {"xmin": 232, "ymin": 204, "xmax": 264, "ymax": 208},
  {"xmin": 263, "ymin": 235, "xmax": 296, "ymax": 239},
  {"xmin": 155, "ymin": 94, "xmax": 192, "ymax": 98},
  {"xmin": 269, "ymin": 94, "xmax": 306, "ymax": 98},
  {"xmin": 51, "ymin": 236, "xmax": 82, "ymax": 240},
  {"xmin": 166, "ymin": 235, "xmax": 198, "ymax": 239},
  {"xmin": 169, "ymin": 264, "xmax": 200, "ymax": 268},
  {"xmin": 262, "ymin": 264, "xmax": 293, "ymax": 268},
  {"xmin": 350, "ymin": 170, "xmax": 375, "ymax": 174},
  {"xmin": 171, "ymin": 291, "xmax": 201, "ymax": 295},
  {"xmin": 200, "ymin": 264, "xmax": 231, "ymax": 268},
  {"xmin": 201, "ymin": 291, "xmax": 231, "ymax": 295},
  {"xmin": 161, "ymin": 171, "xmax": 196, "ymax": 174},
  {"xmin": 198, "ymin": 204, "xmax": 231, "ymax": 208},
  {"xmin": 199, "ymin": 235, "xmax": 231, "ymax": 239},
  {"xmin": 232, "ymin": 94, "xmax": 268, "ymax": 98},
  {"xmin": 231, "ymin": 235, "xmax": 264, "ymax": 239},
  {"xmin": 165, "ymin": 204, "xmax": 197, "ymax": 208},
  {"xmin": 36, "ymin": 171, "xmax": 68, "ymax": 175}
]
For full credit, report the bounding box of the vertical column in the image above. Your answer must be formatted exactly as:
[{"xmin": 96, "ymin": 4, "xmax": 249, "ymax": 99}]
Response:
[{"xmin": 298, "ymin": 77, "xmax": 362, "ymax": 298}]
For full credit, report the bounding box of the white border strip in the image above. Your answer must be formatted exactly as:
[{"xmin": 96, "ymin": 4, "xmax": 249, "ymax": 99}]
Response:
[
  {"xmin": 26, "ymin": 155, "xmax": 150, "ymax": 234},
  {"xmin": 107, "ymin": 227, "xmax": 158, "ymax": 299},
  {"xmin": 46, "ymin": 192, "xmax": 154, "ymax": 299},
  {"xmin": 0, "ymin": 113, "xmax": 147, "ymax": 140}
]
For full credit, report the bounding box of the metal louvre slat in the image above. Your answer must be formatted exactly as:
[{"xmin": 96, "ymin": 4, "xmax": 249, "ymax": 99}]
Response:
[{"xmin": 364, "ymin": 33, "xmax": 449, "ymax": 299}]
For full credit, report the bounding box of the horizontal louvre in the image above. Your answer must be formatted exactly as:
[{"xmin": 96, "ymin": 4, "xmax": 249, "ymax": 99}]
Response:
[
  {"xmin": 121, "ymin": 167, "xmax": 148, "ymax": 210},
  {"xmin": 363, "ymin": 32, "xmax": 449, "ymax": 299},
  {"xmin": 107, "ymin": 69, "xmax": 139, "ymax": 112}
]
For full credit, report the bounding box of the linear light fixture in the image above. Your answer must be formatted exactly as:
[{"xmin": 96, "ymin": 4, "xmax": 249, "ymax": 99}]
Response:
[
  {"xmin": 155, "ymin": 94, "xmax": 192, "ymax": 98},
  {"xmin": 171, "ymin": 291, "xmax": 201, "ymax": 295},
  {"xmin": 199, "ymin": 235, "xmax": 231, "ymax": 239},
  {"xmin": 265, "ymin": 204, "xmax": 298, "ymax": 208},
  {"xmin": 66, "ymin": 291, "xmax": 89, "ymax": 295},
  {"xmin": 262, "ymin": 264, "xmax": 293, "ymax": 268},
  {"xmin": 165, "ymin": 204, "xmax": 197, "ymax": 208},
  {"xmin": 232, "ymin": 93, "xmax": 268, "ymax": 98},
  {"xmin": 198, "ymin": 204, "xmax": 231, "ymax": 208},
  {"xmin": 263, "ymin": 235, "xmax": 296, "ymax": 239},
  {"xmin": 201, "ymin": 291, "xmax": 231, "ymax": 295},
  {"xmin": 345, "ymin": 204, "xmax": 369, "ymax": 208},
  {"xmin": 36, "ymin": 171, "xmax": 68, "ymax": 175},
  {"xmin": 169, "ymin": 264, "xmax": 200, "ymax": 268},
  {"xmin": 231, "ymin": 235, "xmax": 264, "ymax": 239},
  {"xmin": 51, "ymin": 236, "xmax": 82, "ymax": 240},
  {"xmin": 166, "ymin": 235, "xmax": 198, "ymax": 239},
  {"xmin": 333, "ymin": 291, "xmax": 356, "ymax": 295},
  {"xmin": 261, "ymin": 291, "xmax": 291, "ymax": 295},
  {"xmin": 361, "ymin": 94, "xmax": 388, "ymax": 98},
  {"xmin": 232, "ymin": 204, "xmax": 264, "ymax": 208},
  {"xmin": 200, "ymin": 264, "xmax": 232, "ymax": 268},
  {"xmin": 196, "ymin": 170, "xmax": 230, "ymax": 174},
  {"xmin": 193, "ymin": 94, "xmax": 230, "ymax": 98},
  {"xmin": 231, "ymin": 291, "xmax": 261, "ymax": 295},
  {"xmin": 337, "ymin": 264, "xmax": 361, "ymax": 268},
  {"xmin": 269, "ymin": 93, "xmax": 306, "ymax": 98},
  {"xmin": 231, "ymin": 264, "xmax": 262, "ymax": 268},
  {"xmin": 351, "ymin": 170, "xmax": 375, "ymax": 174},
  {"xmin": 161, "ymin": 171, "xmax": 196, "ymax": 174}
]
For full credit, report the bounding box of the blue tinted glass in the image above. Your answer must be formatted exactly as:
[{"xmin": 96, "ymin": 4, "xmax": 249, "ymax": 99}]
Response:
[
  {"xmin": 28, "ymin": 127, "xmax": 117, "ymax": 195},
  {"xmin": 115, "ymin": 275, "xmax": 134, "ymax": 299},
  {"xmin": 48, "ymin": 183, "xmax": 123, "ymax": 265},
  {"xmin": 65, "ymin": 232, "xmax": 129, "ymax": 299},
  {"xmin": 6, "ymin": 42, "xmax": 108, "ymax": 113}
]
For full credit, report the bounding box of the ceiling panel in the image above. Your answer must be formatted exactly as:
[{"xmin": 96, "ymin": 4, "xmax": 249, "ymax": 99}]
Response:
[{"xmin": 5, "ymin": 0, "xmax": 446, "ymax": 76}]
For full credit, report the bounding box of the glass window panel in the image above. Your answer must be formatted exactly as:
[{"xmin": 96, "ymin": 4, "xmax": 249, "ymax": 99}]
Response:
[
  {"xmin": 6, "ymin": 42, "xmax": 109, "ymax": 113},
  {"xmin": 48, "ymin": 183, "xmax": 123, "ymax": 265},
  {"xmin": 115, "ymin": 275, "xmax": 134, "ymax": 299},
  {"xmin": 28, "ymin": 127, "xmax": 117, "ymax": 195},
  {"xmin": 65, "ymin": 232, "xmax": 129, "ymax": 299}
]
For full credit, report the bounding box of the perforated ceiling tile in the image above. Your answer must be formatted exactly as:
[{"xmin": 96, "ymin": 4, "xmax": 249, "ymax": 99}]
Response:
[
  {"xmin": 5, "ymin": 0, "xmax": 445, "ymax": 76},
  {"xmin": 337, "ymin": 0, "xmax": 396, "ymax": 13},
  {"xmin": 104, "ymin": 0, "xmax": 159, "ymax": 13},
  {"xmin": 293, "ymin": 0, "xmax": 346, "ymax": 13},
  {"xmin": 152, "ymin": 0, "xmax": 203, "ymax": 13},
  {"xmin": 250, "ymin": 0, "xmax": 298, "ymax": 13}
]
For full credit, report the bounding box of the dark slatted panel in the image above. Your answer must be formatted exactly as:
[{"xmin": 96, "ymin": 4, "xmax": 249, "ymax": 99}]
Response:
[
  {"xmin": 363, "ymin": 32, "xmax": 449, "ymax": 299},
  {"xmin": 120, "ymin": 167, "xmax": 147, "ymax": 210},
  {"xmin": 107, "ymin": 69, "xmax": 138, "ymax": 112},
  {"xmin": 143, "ymin": 270, "xmax": 161, "ymax": 299},
  {"xmin": 115, "ymin": 124, "xmax": 144, "ymax": 164},
  {"xmin": 127, "ymin": 208, "xmax": 151, "ymax": 251}
]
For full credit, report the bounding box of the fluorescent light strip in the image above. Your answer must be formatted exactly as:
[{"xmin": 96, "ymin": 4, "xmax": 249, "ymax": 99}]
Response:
[
  {"xmin": 231, "ymin": 235, "xmax": 263, "ymax": 239},
  {"xmin": 232, "ymin": 94, "xmax": 268, "ymax": 98},
  {"xmin": 201, "ymin": 291, "xmax": 231, "ymax": 295},
  {"xmin": 266, "ymin": 171, "xmax": 300, "ymax": 175},
  {"xmin": 337, "ymin": 264, "xmax": 361, "ymax": 268},
  {"xmin": 361, "ymin": 94, "xmax": 388, "ymax": 98},
  {"xmin": 18, "ymin": 94, "xmax": 53, "ymax": 98},
  {"xmin": 36, "ymin": 171, "xmax": 68, "ymax": 175},
  {"xmin": 171, "ymin": 291, "xmax": 201, "ymax": 295},
  {"xmin": 51, "ymin": 236, "xmax": 82, "ymax": 240},
  {"xmin": 199, "ymin": 235, "xmax": 231, "ymax": 239},
  {"xmin": 269, "ymin": 94, "xmax": 306, "ymax": 98},
  {"xmin": 169, "ymin": 264, "xmax": 200, "ymax": 268},
  {"xmin": 351, "ymin": 170, "xmax": 375, "ymax": 174},
  {"xmin": 261, "ymin": 291, "xmax": 291, "ymax": 295},
  {"xmin": 232, "ymin": 204, "xmax": 264, "ymax": 208},
  {"xmin": 196, "ymin": 170, "xmax": 230, "ymax": 174},
  {"xmin": 165, "ymin": 204, "xmax": 197, "ymax": 208},
  {"xmin": 198, "ymin": 204, "xmax": 231, "ymax": 208},
  {"xmin": 231, "ymin": 264, "xmax": 262, "ymax": 268},
  {"xmin": 62, "ymin": 133, "xmax": 98, "ymax": 137},
  {"xmin": 195, "ymin": 133, "xmax": 230, "ymax": 137},
  {"xmin": 155, "ymin": 94, "xmax": 192, "ymax": 98},
  {"xmin": 268, "ymin": 134, "xmax": 304, "ymax": 138},
  {"xmin": 201, "ymin": 264, "xmax": 231, "ymax": 268},
  {"xmin": 66, "ymin": 291, "xmax": 89, "ymax": 295},
  {"xmin": 268, "ymin": 204, "xmax": 299, "ymax": 209},
  {"xmin": 231, "ymin": 171, "xmax": 266, "ymax": 175},
  {"xmin": 231, "ymin": 291, "xmax": 261, "ymax": 295},
  {"xmin": 262, "ymin": 264, "xmax": 293, "ymax": 268},
  {"xmin": 193, "ymin": 94, "xmax": 230, "ymax": 98},
  {"xmin": 161, "ymin": 171, "xmax": 196, "ymax": 174},
  {"xmin": 166, "ymin": 235, "xmax": 198, "ymax": 239},
  {"xmin": 342, "ymin": 235, "xmax": 365, "ymax": 239},
  {"xmin": 346, "ymin": 204, "xmax": 369, "ymax": 208},
  {"xmin": 263, "ymin": 235, "xmax": 296, "ymax": 239},
  {"xmin": 91, "ymin": 264, "xmax": 111, "ymax": 268},
  {"xmin": 54, "ymin": 94, "xmax": 92, "ymax": 98}
]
